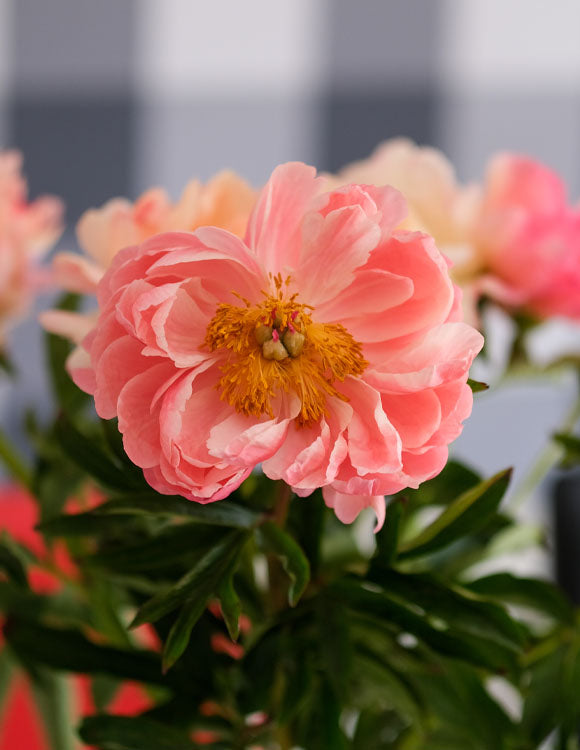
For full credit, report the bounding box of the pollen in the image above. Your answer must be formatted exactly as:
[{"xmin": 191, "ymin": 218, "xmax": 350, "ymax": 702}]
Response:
[{"xmin": 204, "ymin": 281, "xmax": 367, "ymax": 426}]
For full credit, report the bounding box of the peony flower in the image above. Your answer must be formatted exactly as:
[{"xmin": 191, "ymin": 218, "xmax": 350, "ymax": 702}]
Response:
[
  {"xmin": 40, "ymin": 170, "xmax": 256, "ymax": 349},
  {"xmin": 475, "ymin": 153, "xmax": 580, "ymax": 319},
  {"xmin": 72, "ymin": 162, "xmax": 483, "ymax": 528},
  {"xmin": 0, "ymin": 150, "xmax": 63, "ymax": 345}
]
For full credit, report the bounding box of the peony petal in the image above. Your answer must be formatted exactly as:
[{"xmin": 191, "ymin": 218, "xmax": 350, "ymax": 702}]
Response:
[
  {"xmin": 245, "ymin": 162, "xmax": 323, "ymax": 275},
  {"xmin": 323, "ymin": 486, "xmax": 386, "ymax": 531},
  {"xmin": 52, "ymin": 252, "xmax": 103, "ymax": 294}
]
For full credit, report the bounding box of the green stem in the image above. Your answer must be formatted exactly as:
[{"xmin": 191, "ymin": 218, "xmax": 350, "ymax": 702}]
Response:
[
  {"xmin": 508, "ymin": 389, "xmax": 580, "ymax": 514},
  {"xmin": 31, "ymin": 669, "xmax": 79, "ymax": 750},
  {"xmin": 272, "ymin": 481, "xmax": 292, "ymax": 529},
  {"xmin": 0, "ymin": 427, "xmax": 32, "ymax": 491}
]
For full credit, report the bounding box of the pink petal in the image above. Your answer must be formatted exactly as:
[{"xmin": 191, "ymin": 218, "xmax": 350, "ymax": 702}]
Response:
[
  {"xmin": 381, "ymin": 389, "xmax": 442, "ymax": 450},
  {"xmin": 323, "ymin": 486, "xmax": 386, "ymax": 531},
  {"xmin": 245, "ymin": 162, "xmax": 323, "ymax": 275},
  {"xmin": 52, "ymin": 252, "xmax": 103, "ymax": 294},
  {"xmin": 39, "ymin": 309, "xmax": 96, "ymax": 344}
]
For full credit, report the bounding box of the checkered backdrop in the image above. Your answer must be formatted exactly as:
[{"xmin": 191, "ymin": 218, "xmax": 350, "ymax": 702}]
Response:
[{"xmin": 2, "ymin": 0, "xmax": 580, "ymax": 584}]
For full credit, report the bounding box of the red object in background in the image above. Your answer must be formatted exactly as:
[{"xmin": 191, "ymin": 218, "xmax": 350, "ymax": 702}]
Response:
[{"xmin": 0, "ymin": 484, "xmax": 152, "ymax": 749}]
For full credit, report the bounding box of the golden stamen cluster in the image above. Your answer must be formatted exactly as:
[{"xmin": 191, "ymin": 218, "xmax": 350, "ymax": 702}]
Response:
[{"xmin": 204, "ymin": 277, "xmax": 368, "ymax": 426}]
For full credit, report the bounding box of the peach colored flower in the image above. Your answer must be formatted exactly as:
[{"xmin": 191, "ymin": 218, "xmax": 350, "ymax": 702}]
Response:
[
  {"xmin": 40, "ymin": 171, "xmax": 256, "ymax": 348},
  {"xmin": 475, "ymin": 153, "xmax": 580, "ymax": 319},
  {"xmin": 72, "ymin": 163, "xmax": 483, "ymax": 528},
  {"xmin": 0, "ymin": 150, "xmax": 63, "ymax": 344},
  {"xmin": 332, "ymin": 138, "xmax": 483, "ymax": 284}
]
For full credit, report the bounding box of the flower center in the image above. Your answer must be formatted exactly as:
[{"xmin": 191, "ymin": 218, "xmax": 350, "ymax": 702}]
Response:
[{"xmin": 204, "ymin": 275, "xmax": 367, "ymax": 426}]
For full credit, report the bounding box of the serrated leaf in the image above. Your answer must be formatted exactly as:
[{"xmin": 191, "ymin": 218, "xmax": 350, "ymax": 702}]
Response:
[
  {"xmin": 79, "ymin": 715, "xmax": 198, "ymax": 750},
  {"xmin": 398, "ymin": 469, "xmax": 512, "ymax": 560},
  {"xmin": 217, "ymin": 572, "xmax": 241, "ymax": 641},
  {"xmin": 131, "ymin": 530, "xmax": 248, "ymax": 630},
  {"xmin": 467, "ymin": 573, "xmax": 574, "ymax": 623}
]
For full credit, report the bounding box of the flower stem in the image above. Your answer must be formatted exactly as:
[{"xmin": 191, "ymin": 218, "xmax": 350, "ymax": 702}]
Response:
[
  {"xmin": 0, "ymin": 427, "xmax": 32, "ymax": 491},
  {"xmin": 508, "ymin": 387, "xmax": 580, "ymax": 514},
  {"xmin": 272, "ymin": 480, "xmax": 292, "ymax": 529}
]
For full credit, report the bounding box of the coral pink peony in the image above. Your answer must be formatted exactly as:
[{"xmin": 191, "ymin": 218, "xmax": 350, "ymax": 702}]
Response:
[
  {"xmin": 475, "ymin": 154, "xmax": 580, "ymax": 319},
  {"xmin": 72, "ymin": 163, "xmax": 483, "ymax": 527},
  {"xmin": 40, "ymin": 170, "xmax": 256, "ymax": 353},
  {"xmin": 0, "ymin": 150, "xmax": 63, "ymax": 344}
]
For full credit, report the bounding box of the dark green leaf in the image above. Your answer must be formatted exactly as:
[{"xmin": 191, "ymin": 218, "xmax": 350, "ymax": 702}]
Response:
[
  {"xmin": 161, "ymin": 532, "xmax": 248, "ymax": 670},
  {"xmin": 217, "ymin": 572, "xmax": 241, "ymax": 641},
  {"xmin": 0, "ymin": 428, "xmax": 32, "ymax": 490},
  {"xmin": 467, "ymin": 378, "xmax": 489, "ymax": 393},
  {"xmin": 4, "ymin": 620, "xmax": 167, "ymax": 686},
  {"xmin": 131, "ymin": 530, "xmax": 248, "ymax": 630},
  {"xmin": 30, "ymin": 669, "xmax": 78, "ymax": 750},
  {"xmin": 0, "ymin": 581, "xmax": 90, "ymax": 626},
  {"xmin": 86, "ymin": 523, "xmax": 225, "ymax": 573},
  {"xmin": 367, "ymin": 570, "xmax": 525, "ymax": 651},
  {"xmin": 54, "ymin": 415, "xmax": 140, "ymax": 491},
  {"xmin": 38, "ymin": 510, "xmax": 137, "ymax": 537},
  {"xmin": 398, "ymin": 469, "xmax": 512, "ymax": 560},
  {"xmin": 258, "ymin": 521, "xmax": 310, "ymax": 606},
  {"xmin": 330, "ymin": 578, "xmax": 518, "ymax": 672},
  {"xmin": 467, "ymin": 573, "xmax": 574, "ymax": 623},
  {"xmin": 0, "ymin": 541, "xmax": 28, "ymax": 587},
  {"xmin": 79, "ymin": 715, "xmax": 198, "ymax": 750},
  {"xmin": 404, "ymin": 459, "xmax": 482, "ymax": 507},
  {"xmin": 372, "ymin": 499, "xmax": 403, "ymax": 568},
  {"xmin": 95, "ymin": 493, "xmax": 261, "ymax": 528}
]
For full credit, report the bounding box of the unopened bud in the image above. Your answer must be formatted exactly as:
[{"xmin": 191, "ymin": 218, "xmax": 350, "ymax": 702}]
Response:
[
  {"xmin": 262, "ymin": 339, "xmax": 289, "ymax": 361},
  {"xmin": 282, "ymin": 329, "xmax": 305, "ymax": 357}
]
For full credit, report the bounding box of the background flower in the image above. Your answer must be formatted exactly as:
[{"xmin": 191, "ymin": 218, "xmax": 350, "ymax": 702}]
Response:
[
  {"xmin": 40, "ymin": 171, "xmax": 256, "ymax": 350},
  {"xmin": 74, "ymin": 162, "xmax": 483, "ymax": 528},
  {"xmin": 0, "ymin": 150, "xmax": 63, "ymax": 346}
]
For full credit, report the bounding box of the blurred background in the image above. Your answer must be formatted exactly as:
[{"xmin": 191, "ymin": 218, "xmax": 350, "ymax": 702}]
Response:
[{"xmin": 1, "ymin": 0, "xmax": 580, "ymax": 590}]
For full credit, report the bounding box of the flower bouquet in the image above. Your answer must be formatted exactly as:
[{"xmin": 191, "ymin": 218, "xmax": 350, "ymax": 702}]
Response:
[{"xmin": 1, "ymin": 140, "xmax": 580, "ymax": 749}]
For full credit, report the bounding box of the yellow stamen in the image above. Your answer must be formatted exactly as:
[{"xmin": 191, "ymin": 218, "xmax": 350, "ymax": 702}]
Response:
[{"xmin": 204, "ymin": 287, "xmax": 367, "ymax": 426}]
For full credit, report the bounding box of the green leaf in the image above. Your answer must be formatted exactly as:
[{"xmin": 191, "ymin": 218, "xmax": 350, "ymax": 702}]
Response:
[
  {"xmin": 398, "ymin": 469, "xmax": 512, "ymax": 560},
  {"xmin": 30, "ymin": 669, "xmax": 78, "ymax": 750},
  {"xmin": 0, "ymin": 428, "xmax": 32, "ymax": 490},
  {"xmin": 131, "ymin": 529, "xmax": 248, "ymax": 630},
  {"xmin": 553, "ymin": 431, "xmax": 580, "ymax": 468},
  {"xmin": 372, "ymin": 499, "xmax": 403, "ymax": 568},
  {"xmin": 4, "ymin": 619, "xmax": 168, "ymax": 686},
  {"xmin": 94, "ymin": 493, "xmax": 261, "ymax": 528},
  {"xmin": 161, "ymin": 532, "xmax": 248, "ymax": 671},
  {"xmin": 258, "ymin": 521, "xmax": 310, "ymax": 606},
  {"xmin": 0, "ymin": 581, "xmax": 90, "ymax": 626},
  {"xmin": 367, "ymin": 570, "xmax": 526, "ymax": 652},
  {"xmin": 86, "ymin": 523, "xmax": 226, "ymax": 573},
  {"xmin": 467, "ymin": 378, "xmax": 489, "ymax": 393},
  {"xmin": 217, "ymin": 572, "xmax": 241, "ymax": 641},
  {"xmin": 404, "ymin": 459, "xmax": 482, "ymax": 507},
  {"xmin": 79, "ymin": 715, "xmax": 199, "ymax": 750},
  {"xmin": 467, "ymin": 573, "xmax": 574, "ymax": 623},
  {"xmin": 0, "ymin": 540, "xmax": 28, "ymax": 587},
  {"xmin": 54, "ymin": 415, "xmax": 140, "ymax": 491},
  {"xmin": 331, "ymin": 578, "xmax": 519, "ymax": 672},
  {"xmin": 38, "ymin": 510, "xmax": 138, "ymax": 537}
]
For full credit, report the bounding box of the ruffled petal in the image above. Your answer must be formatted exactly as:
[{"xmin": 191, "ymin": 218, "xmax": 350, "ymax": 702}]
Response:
[{"xmin": 323, "ymin": 486, "xmax": 386, "ymax": 531}]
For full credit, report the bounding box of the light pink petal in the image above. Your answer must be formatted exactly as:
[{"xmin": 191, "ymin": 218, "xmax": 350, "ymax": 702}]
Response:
[
  {"xmin": 323, "ymin": 486, "xmax": 386, "ymax": 531},
  {"xmin": 39, "ymin": 309, "xmax": 96, "ymax": 344},
  {"xmin": 52, "ymin": 252, "xmax": 103, "ymax": 294},
  {"xmin": 245, "ymin": 162, "xmax": 323, "ymax": 274},
  {"xmin": 68, "ymin": 345, "xmax": 96, "ymax": 393},
  {"xmin": 364, "ymin": 322, "xmax": 484, "ymax": 393}
]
